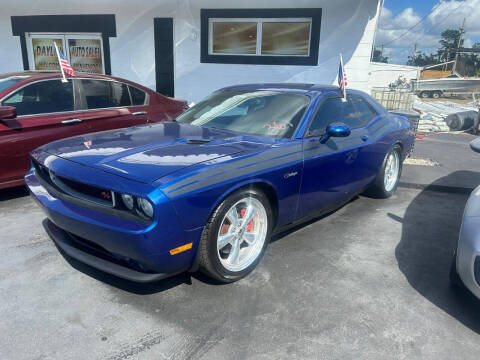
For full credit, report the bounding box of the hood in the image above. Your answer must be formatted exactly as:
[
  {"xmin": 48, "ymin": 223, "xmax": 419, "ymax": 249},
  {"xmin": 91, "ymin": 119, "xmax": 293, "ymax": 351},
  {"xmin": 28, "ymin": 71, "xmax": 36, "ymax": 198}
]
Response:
[{"xmin": 39, "ymin": 122, "xmax": 271, "ymax": 183}]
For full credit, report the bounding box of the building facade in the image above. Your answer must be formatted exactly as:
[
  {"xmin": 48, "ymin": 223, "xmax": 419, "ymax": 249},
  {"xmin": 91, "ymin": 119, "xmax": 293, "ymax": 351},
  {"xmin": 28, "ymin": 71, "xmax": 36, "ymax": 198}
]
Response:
[{"xmin": 1, "ymin": 0, "xmax": 383, "ymax": 102}]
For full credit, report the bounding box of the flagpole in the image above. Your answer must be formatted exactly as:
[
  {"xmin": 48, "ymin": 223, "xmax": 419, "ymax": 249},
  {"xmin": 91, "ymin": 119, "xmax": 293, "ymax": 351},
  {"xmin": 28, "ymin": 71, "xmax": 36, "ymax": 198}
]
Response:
[
  {"xmin": 339, "ymin": 53, "xmax": 346, "ymax": 102},
  {"xmin": 54, "ymin": 42, "xmax": 68, "ymax": 83}
]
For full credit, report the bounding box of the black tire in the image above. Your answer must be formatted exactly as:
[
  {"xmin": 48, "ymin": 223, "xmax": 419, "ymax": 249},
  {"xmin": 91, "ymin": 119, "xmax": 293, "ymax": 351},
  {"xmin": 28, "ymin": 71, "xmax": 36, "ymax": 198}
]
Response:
[
  {"xmin": 420, "ymin": 91, "xmax": 431, "ymax": 99},
  {"xmin": 365, "ymin": 144, "xmax": 403, "ymax": 198},
  {"xmin": 449, "ymin": 250, "xmax": 465, "ymax": 289},
  {"xmin": 198, "ymin": 188, "xmax": 272, "ymax": 283},
  {"xmin": 432, "ymin": 91, "xmax": 441, "ymax": 99}
]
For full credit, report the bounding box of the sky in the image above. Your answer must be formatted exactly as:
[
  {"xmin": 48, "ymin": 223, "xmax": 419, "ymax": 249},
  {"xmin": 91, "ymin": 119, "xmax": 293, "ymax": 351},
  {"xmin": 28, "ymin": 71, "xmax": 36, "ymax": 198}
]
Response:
[{"xmin": 374, "ymin": 0, "xmax": 480, "ymax": 64}]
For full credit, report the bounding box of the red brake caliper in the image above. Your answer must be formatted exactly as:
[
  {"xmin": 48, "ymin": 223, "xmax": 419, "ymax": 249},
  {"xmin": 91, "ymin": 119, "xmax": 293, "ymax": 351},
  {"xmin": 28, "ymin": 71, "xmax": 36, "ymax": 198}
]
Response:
[{"xmin": 240, "ymin": 208, "xmax": 254, "ymax": 232}]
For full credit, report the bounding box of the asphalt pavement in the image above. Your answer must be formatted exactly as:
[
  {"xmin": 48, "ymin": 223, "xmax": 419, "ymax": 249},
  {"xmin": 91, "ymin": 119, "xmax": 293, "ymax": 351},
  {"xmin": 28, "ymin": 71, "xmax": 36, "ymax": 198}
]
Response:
[{"xmin": 1, "ymin": 133, "xmax": 480, "ymax": 359}]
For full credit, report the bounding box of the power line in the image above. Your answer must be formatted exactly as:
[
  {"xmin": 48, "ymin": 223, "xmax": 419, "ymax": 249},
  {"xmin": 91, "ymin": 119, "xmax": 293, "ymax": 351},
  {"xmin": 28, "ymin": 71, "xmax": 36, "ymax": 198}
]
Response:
[{"xmin": 382, "ymin": 0, "xmax": 467, "ymax": 47}]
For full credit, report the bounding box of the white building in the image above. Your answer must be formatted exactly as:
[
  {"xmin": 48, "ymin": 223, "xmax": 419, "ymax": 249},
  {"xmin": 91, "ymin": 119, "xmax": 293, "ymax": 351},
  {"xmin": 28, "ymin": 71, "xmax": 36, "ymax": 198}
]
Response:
[
  {"xmin": 369, "ymin": 62, "xmax": 421, "ymax": 89},
  {"xmin": 1, "ymin": 0, "xmax": 383, "ymax": 102}
]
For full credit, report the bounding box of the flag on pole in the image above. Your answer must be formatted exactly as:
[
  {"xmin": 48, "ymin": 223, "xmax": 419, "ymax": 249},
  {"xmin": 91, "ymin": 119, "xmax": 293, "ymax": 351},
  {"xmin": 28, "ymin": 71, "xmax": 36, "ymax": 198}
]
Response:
[
  {"xmin": 338, "ymin": 53, "xmax": 347, "ymax": 101},
  {"xmin": 54, "ymin": 42, "xmax": 76, "ymax": 82}
]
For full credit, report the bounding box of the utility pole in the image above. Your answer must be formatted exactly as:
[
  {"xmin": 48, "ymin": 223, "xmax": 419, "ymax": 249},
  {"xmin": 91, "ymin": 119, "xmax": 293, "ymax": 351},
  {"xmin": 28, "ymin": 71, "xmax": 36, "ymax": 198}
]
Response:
[
  {"xmin": 412, "ymin": 43, "xmax": 417, "ymax": 62},
  {"xmin": 452, "ymin": 18, "xmax": 466, "ymax": 73}
]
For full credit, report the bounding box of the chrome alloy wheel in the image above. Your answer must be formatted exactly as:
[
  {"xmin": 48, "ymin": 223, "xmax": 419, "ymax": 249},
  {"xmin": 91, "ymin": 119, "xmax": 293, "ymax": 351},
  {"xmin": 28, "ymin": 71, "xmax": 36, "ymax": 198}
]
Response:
[
  {"xmin": 384, "ymin": 150, "xmax": 400, "ymax": 192},
  {"xmin": 217, "ymin": 197, "xmax": 268, "ymax": 272}
]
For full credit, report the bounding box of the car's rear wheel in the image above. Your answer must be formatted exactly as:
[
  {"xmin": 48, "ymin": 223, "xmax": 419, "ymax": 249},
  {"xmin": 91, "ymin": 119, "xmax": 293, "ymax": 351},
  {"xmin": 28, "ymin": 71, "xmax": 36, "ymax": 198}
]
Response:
[
  {"xmin": 198, "ymin": 188, "xmax": 272, "ymax": 283},
  {"xmin": 365, "ymin": 144, "xmax": 402, "ymax": 198}
]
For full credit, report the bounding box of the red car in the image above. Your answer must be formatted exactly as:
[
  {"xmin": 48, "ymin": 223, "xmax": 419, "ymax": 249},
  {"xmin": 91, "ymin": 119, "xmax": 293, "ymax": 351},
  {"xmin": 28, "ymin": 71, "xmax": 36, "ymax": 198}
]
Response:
[{"xmin": 0, "ymin": 71, "xmax": 188, "ymax": 189}]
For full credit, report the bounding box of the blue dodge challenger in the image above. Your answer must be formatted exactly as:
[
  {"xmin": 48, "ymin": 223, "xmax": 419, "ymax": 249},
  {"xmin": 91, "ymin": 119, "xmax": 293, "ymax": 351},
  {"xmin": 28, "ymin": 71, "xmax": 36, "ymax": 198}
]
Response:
[{"xmin": 26, "ymin": 84, "xmax": 414, "ymax": 283}]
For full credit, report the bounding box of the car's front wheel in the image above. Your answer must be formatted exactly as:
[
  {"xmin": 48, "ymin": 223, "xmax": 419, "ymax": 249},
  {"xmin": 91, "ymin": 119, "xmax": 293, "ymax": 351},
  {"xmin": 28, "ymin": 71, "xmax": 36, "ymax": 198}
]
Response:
[
  {"xmin": 198, "ymin": 188, "xmax": 272, "ymax": 283},
  {"xmin": 365, "ymin": 144, "xmax": 402, "ymax": 198}
]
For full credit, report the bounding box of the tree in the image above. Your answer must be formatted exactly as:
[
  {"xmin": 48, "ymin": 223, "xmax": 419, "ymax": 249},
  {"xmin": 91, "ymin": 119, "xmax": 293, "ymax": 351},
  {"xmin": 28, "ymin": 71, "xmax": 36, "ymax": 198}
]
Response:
[
  {"xmin": 371, "ymin": 48, "xmax": 388, "ymax": 63},
  {"xmin": 438, "ymin": 29, "xmax": 463, "ymax": 62},
  {"xmin": 406, "ymin": 52, "xmax": 438, "ymax": 67}
]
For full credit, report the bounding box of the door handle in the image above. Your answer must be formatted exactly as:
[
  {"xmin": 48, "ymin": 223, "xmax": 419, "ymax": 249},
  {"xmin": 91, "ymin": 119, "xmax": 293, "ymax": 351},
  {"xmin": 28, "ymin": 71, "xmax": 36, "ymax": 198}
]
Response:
[
  {"xmin": 132, "ymin": 111, "xmax": 147, "ymax": 116},
  {"xmin": 62, "ymin": 119, "xmax": 82, "ymax": 125}
]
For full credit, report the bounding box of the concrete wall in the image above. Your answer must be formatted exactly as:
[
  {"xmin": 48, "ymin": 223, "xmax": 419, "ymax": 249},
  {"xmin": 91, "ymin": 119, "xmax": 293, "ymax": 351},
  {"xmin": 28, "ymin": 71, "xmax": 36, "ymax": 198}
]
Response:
[
  {"xmin": 1, "ymin": 0, "xmax": 381, "ymax": 102},
  {"xmin": 369, "ymin": 62, "xmax": 421, "ymax": 89}
]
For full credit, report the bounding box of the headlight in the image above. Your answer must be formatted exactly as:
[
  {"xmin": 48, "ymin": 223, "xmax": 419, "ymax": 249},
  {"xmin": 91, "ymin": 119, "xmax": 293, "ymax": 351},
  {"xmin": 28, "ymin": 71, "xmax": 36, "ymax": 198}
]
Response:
[
  {"xmin": 121, "ymin": 194, "xmax": 134, "ymax": 210},
  {"xmin": 138, "ymin": 198, "xmax": 154, "ymax": 218}
]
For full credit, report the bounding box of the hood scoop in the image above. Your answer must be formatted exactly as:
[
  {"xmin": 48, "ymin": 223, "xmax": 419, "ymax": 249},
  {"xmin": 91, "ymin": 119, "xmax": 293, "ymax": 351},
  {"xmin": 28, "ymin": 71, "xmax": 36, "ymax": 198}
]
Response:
[{"xmin": 186, "ymin": 138, "xmax": 211, "ymax": 145}]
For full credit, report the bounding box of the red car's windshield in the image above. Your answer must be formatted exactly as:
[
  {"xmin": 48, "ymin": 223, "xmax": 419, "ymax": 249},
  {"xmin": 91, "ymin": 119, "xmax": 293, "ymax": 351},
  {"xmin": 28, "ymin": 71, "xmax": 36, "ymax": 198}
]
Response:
[
  {"xmin": 176, "ymin": 90, "xmax": 310, "ymax": 138},
  {"xmin": 0, "ymin": 76, "xmax": 28, "ymax": 93}
]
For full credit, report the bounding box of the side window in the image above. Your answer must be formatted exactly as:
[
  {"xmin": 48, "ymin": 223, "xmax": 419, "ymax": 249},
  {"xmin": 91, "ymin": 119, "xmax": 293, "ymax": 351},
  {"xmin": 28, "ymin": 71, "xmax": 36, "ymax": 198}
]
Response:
[
  {"xmin": 128, "ymin": 85, "xmax": 146, "ymax": 105},
  {"xmin": 81, "ymin": 80, "xmax": 131, "ymax": 109},
  {"xmin": 308, "ymin": 97, "xmax": 344, "ymax": 136},
  {"xmin": 348, "ymin": 96, "xmax": 377, "ymax": 128},
  {"xmin": 2, "ymin": 80, "xmax": 73, "ymax": 116}
]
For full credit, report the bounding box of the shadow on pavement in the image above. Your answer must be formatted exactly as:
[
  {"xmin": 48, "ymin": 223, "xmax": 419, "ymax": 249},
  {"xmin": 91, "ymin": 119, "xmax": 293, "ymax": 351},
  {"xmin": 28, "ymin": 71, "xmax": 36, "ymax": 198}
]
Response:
[
  {"xmin": 57, "ymin": 248, "xmax": 192, "ymax": 295},
  {"xmin": 0, "ymin": 185, "xmax": 29, "ymax": 201},
  {"xmin": 395, "ymin": 170, "xmax": 480, "ymax": 333}
]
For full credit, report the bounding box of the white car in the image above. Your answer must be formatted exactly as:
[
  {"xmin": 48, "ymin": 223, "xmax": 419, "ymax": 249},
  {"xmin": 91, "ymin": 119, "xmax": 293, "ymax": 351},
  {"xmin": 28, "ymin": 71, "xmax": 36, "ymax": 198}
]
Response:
[{"xmin": 451, "ymin": 137, "xmax": 480, "ymax": 298}]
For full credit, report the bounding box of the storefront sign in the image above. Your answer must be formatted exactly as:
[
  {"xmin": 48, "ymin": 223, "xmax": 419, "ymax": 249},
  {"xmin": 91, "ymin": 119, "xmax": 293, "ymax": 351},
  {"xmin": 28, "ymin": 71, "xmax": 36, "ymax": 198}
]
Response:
[
  {"xmin": 32, "ymin": 38, "xmax": 64, "ymax": 71},
  {"xmin": 68, "ymin": 39, "xmax": 103, "ymax": 74}
]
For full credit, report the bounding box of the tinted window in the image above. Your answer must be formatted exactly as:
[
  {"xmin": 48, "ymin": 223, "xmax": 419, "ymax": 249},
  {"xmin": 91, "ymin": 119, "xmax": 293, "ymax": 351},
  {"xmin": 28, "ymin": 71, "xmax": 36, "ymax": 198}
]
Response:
[
  {"xmin": 2, "ymin": 80, "xmax": 73, "ymax": 116},
  {"xmin": 176, "ymin": 90, "xmax": 309, "ymax": 138},
  {"xmin": 129, "ymin": 85, "xmax": 146, "ymax": 105},
  {"xmin": 308, "ymin": 97, "xmax": 344, "ymax": 136},
  {"xmin": 308, "ymin": 96, "xmax": 376, "ymax": 136},
  {"xmin": 349, "ymin": 96, "xmax": 376, "ymax": 127},
  {"xmin": 81, "ymin": 80, "xmax": 131, "ymax": 109}
]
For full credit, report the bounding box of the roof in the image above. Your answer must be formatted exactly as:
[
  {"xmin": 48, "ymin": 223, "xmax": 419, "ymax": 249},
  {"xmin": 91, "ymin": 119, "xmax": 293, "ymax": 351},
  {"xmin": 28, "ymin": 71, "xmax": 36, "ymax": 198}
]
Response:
[
  {"xmin": 0, "ymin": 71, "xmax": 114, "ymax": 81},
  {"xmin": 219, "ymin": 83, "xmax": 341, "ymax": 94}
]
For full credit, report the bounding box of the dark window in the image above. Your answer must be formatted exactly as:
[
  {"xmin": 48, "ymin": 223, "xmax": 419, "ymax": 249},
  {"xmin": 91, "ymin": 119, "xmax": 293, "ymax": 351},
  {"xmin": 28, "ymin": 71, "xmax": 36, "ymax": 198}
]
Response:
[
  {"xmin": 349, "ymin": 96, "xmax": 377, "ymax": 128},
  {"xmin": 308, "ymin": 97, "xmax": 345, "ymax": 136},
  {"xmin": 2, "ymin": 80, "xmax": 73, "ymax": 116},
  {"xmin": 81, "ymin": 80, "xmax": 131, "ymax": 109},
  {"xmin": 308, "ymin": 96, "xmax": 375, "ymax": 136},
  {"xmin": 129, "ymin": 85, "xmax": 146, "ymax": 105}
]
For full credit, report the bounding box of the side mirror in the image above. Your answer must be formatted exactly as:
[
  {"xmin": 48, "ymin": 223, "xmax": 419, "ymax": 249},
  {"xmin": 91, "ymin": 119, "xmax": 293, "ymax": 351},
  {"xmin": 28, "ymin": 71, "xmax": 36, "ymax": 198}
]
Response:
[
  {"xmin": 320, "ymin": 122, "xmax": 351, "ymax": 144},
  {"xmin": 470, "ymin": 138, "xmax": 480, "ymax": 153},
  {"xmin": 0, "ymin": 106, "xmax": 17, "ymax": 120}
]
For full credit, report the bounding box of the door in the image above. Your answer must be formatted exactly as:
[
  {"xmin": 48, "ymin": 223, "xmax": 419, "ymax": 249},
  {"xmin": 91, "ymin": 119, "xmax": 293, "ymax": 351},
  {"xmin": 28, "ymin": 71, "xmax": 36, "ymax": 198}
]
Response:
[
  {"xmin": 297, "ymin": 95, "xmax": 377, "ymax": 219},
  {"xmin": 74, "ymin": 79, "xmax": 149, "ymax": 132},
  {"xmin": 0, "ymin": 79, "xmax": 86, "ymax": 184}
]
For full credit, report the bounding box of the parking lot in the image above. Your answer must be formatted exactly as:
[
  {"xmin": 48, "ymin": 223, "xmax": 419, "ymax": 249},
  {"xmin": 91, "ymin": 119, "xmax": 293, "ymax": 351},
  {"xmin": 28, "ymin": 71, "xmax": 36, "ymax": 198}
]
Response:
[{"xmin": 2, "ymin": 133, "xmax": 480, "ymax": 360}]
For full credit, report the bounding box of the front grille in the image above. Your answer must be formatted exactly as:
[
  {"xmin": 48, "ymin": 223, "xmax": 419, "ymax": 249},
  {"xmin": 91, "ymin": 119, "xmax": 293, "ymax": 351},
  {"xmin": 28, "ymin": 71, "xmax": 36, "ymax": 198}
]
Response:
[{"xmin": 32, "ymin": 158, "xmax": 114, "ymax": 207}]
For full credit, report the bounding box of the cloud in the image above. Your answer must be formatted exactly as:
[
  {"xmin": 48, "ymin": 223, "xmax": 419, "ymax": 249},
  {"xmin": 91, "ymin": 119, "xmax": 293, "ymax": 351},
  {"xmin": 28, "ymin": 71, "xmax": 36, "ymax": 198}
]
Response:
[{"xmin": 375, "ymin": 0, "xmax": 480, "ymax": 63}]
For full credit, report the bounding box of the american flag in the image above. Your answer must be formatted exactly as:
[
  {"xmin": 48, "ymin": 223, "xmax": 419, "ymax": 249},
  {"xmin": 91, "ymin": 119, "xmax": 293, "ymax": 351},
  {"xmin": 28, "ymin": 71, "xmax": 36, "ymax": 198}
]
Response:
[
  {"xmin": 338, "ymin": 53, "xmax": 347, "ymax": 101},
  {"xmin": 54, "ymin": 43, "xmax": 77, "ymax": 78}
]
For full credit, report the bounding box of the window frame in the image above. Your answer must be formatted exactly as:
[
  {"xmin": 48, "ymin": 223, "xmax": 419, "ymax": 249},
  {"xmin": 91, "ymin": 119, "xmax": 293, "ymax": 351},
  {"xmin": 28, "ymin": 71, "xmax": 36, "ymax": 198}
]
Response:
[
  {"xmin": 0, "ymin": 78, "xmax": 149, "ymax": 118},
  {"xmin": 201, "ymin": 8, "xmax": 322, "ymax": 66}
]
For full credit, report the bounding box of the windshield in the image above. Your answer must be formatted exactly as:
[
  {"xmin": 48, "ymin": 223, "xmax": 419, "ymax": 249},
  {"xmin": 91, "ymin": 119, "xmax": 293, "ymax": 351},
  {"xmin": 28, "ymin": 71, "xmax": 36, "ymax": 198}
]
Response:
[
  {"xmin": 0, "ymin": 77, "xmax": 27, "ymax": 93},
  {"xmin": 176, "ymin": 90, "xmax": 310, "ymax": 138}
]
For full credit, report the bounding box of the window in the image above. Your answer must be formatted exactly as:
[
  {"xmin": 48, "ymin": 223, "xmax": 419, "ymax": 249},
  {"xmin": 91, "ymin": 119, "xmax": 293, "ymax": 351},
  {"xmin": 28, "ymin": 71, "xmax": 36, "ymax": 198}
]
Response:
[
  {"xmin": 81, "ymin": 80, "xmax": 131, "ymax": 109},
  {"xmin": 349, "ymin": 96, "xmax": 377, "ymax": 127},
  {"xmin": 2, "ymin": 80, "xmax": 73, "ymax": 116},
  {"xmin": 308, "ymin": 98, "xmax": 345, "ymax": 136},
  {"xmin": 26, "ymin": 33, "xmax": 105, "ymax": 74},
  {"xmin": 129, "ymin": 86, "xmax": 147, "ymax": 105},
  {"xmin": 176, "ymin": 90, "xmax": 309, "ymax": 138},
  {"xmin": 308, "ymin": 95, "xmax": 376, "ymax": 136},
  {"xmin": 201, "ymin": 9, "xmax": 322, "ymax": 65}
]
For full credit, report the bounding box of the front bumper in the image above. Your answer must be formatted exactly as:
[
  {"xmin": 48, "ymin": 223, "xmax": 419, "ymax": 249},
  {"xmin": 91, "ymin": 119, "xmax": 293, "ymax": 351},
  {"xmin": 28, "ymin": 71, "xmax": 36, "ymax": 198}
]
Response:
[
  {"xmin": 26, "ymin": 163, "xmax": 201, "ymax": 282},
  {"xmin": 457, "ymin": 215, "xmax": 480, "ymax": 299},
  {"xmin": 43, "ymin": 219, "xmax": 180, "ymax": 282}
]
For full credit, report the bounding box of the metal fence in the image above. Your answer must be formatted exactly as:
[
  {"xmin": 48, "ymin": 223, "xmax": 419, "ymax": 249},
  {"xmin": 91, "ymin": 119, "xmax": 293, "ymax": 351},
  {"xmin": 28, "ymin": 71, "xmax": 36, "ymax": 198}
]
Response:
[{"xmin": 371, "ymin": 88, "xmax": 415, "ymax": 111}]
